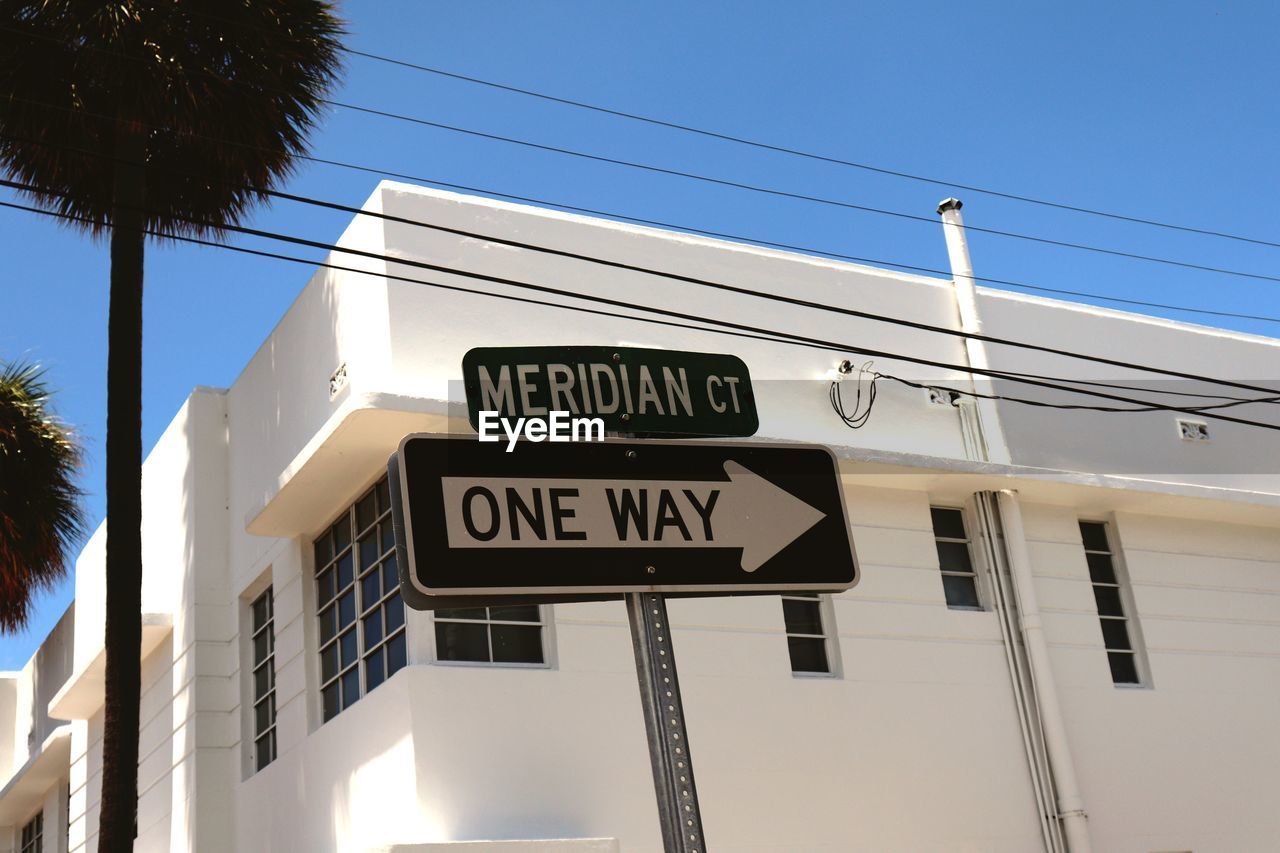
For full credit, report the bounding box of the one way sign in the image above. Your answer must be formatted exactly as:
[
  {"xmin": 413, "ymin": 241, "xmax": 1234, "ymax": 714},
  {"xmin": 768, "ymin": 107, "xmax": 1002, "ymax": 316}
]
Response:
[{"xmin": 391, "ymin": 434, "xmax": 858, "ymax": 603}]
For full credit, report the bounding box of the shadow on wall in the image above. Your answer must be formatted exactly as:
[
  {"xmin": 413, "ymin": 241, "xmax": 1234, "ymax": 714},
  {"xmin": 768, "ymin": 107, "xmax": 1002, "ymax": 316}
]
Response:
[{"xmin": 30, "ymin": 604, "xmax": 74, "ymax": 749}]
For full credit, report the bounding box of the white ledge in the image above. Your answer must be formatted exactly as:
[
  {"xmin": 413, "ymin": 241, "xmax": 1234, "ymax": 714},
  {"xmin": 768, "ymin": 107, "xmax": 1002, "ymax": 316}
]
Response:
[
  {"xmin": 46, "ymin": 614, "xmax": 173, "ymax": 721},
  {"xmin": 0, "ymin": 725, "xmax": 71, "ymax": 823}
]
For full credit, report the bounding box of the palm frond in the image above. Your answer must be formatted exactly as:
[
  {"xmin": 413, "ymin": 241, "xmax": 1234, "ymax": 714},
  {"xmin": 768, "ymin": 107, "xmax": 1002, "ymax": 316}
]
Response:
[{"xmin": 0, "ymin": 360, "xmax": 86, "ymax": 632}]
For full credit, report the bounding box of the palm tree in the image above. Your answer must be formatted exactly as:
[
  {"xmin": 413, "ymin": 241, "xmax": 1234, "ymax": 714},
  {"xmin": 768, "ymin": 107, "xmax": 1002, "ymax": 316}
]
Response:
[
  {"xmin": 0, "ymin": 361, "xmax": 85, "ymax": 633},
  {"xmin": 0, "ymin": 4, "xmax": 343, "ymax": 848}
]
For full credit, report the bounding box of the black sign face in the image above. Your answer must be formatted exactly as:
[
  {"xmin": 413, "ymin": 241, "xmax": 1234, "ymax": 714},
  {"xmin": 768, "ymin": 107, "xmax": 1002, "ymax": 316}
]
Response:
[
  {"xmin": 461, "ymin": 346, "xmax": 758, "ymax": 437},
  {"xmin": 391, "ymin": 434, "xmax": 857, "ymax": 606}
]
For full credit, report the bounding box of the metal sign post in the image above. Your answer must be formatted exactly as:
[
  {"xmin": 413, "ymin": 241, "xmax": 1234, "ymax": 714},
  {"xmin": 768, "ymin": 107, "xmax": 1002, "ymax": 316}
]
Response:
[{"xmin": 627, "ymin": 591, "xmax": 705, "ymax": 853}]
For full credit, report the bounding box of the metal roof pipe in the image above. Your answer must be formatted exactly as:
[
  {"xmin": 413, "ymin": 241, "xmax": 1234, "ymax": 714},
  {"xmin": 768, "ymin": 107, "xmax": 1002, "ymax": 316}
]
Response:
[
  {"xmin": 937, "ymin": 199, "xmax": 1012, "ymax": 464},
  {"xmin": 996, "ymin": 490, "xmax": 1093, "ymax": 853}
]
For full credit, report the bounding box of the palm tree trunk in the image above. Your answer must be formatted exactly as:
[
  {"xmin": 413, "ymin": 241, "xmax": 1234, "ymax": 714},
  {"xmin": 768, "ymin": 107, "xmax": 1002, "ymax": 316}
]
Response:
[{"xmin": 98, "ymin": 125, "xmax": 145, "ymax": 853}]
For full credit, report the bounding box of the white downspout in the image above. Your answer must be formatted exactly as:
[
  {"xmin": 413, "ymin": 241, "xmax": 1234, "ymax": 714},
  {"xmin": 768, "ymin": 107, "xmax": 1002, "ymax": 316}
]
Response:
[
  {"xmin": 937, "ymin": 198, "xmax": 1012, "ymax": 464},
  {"xmin": 996, "ymin": 490, "xmax": 1093, "ymax": 853}
]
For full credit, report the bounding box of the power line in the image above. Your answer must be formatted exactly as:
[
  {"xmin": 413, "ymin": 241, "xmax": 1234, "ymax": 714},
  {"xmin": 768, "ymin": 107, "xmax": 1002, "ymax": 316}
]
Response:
[
  {"xmin": 5, "ymin": 195, "xmax": 1279, "ymax": 432},
  {"xmin": 324, "ymin": 98, "xmax": 1280, "ymax": 285},
  {"xmin": 201, "ymin": 180, "xmax": 1280, "ymax": 398},
  {"xmin": 19, "ymin": 19, "xmax": 1268, "ymax": 253},
  {"xmin": 342, "ymin": 46, "xmax": 1280, "ymax": 252},
  {"xmin": 4, "ymin": 123, "xmax": 1279, "ymax": 330},
  {"xmin": 5, "ymin": 167, "xmax": 1280, "ymax": 403},
  {"xmin": 5, "ymin": 29, "xmax": 1280, "ymax": 284}
]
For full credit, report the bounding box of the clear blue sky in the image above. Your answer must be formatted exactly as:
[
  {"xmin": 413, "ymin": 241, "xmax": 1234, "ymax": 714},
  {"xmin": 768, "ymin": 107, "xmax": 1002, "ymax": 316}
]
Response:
[{"xmin": 2, "ymin": 0, "xmax": 1278, "ymax": 667}]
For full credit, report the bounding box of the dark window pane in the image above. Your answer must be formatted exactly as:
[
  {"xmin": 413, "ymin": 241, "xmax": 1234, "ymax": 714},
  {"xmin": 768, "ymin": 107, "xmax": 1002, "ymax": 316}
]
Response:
[
  {"xmin": 321, "ymin": 643, "xmax": 339, "ymax": 682},
  {"xmin": 318, "ymin": 604, "xmax": 337, "ymax": 644},
  {"xmin": 341, "ymin": 668, "xmax": 361, "ymax": 708},
  {"xmin": 936, "ymin": 541, "xmax": 975, "ymax": 574},
  {"xmin": 1092, "ymin": 584, "xmax": 1125, "ymax": 617},
  {"xmin": 436, "ymin": 621, "xmax": 489, "ymax": 662},
  {"xmin": 787, "ymin": 637, "xmax": 830, "ymax": 673},
  {"xmin": 363, "ymin": 610, "xmax": 383, "ymax": 647},
  {"xmin": 1079, "ymin": 522, "xmax": 1110, "ymax": 553},
  {"xmin": 359, "ymin": 532, "xmax": 378, "ymax": 571},
  {"xmin": 338, "ymin": 590, "xmax": 356, "ymax": 627},
  {"xmin": 380, "ymin": 521, "xmax": 395, "ymax": 554},
  {"xmin": 337, "ymin": 550, "xmax": 354, "ymax": 590},
  {"xmin": 1100, "ymin": 618, "xmax": 1132, "ymax": 651},
  {"xmin": 253, "ymin": 662, "xmax": 273, "ymax": 696},
  {"xmin": 931, "ymin": 507, "xmax": 967, "ymax": 540},
  {"xmin": 365, "ymin": 650, "xmax": 386, "ymax": 692},
  {"xmin": 253, "ymin": 629, "xmax": 271, "ymax": 666},
  {"xmin": 782, "ymin": 598, "xmax": 824, "ymax": 635},
  {"xmin": 322, "ymin": 684, "xmax": 340, "ymax": 721},
  {"xmin": 251, "ymin": 594, "xmax": 269, "ymax": 628},
  {"xmin": 385, "ymin": 593, "xmax": 405, "ymax": 633},
  {"xmin": 492, "ymin": 625, "xmax": 544, "ymax": 664},
  {"xmin": 317, "ymin": 567, "xmax": 336, "ymax": 606},
  {"xmin": 255, "ymin": 730, "xmax": 275, "ymax": 771},
  {"xmin": 313, "ymin": 533, "xmax": 332, "ymax": 569},
  {"xmin": 254, "ymin": 694, "xmax": 274, "ymax": 732},
  {"xmin": 357, "ymin": 490, "xmax": 377, "ymax": 533},
  {"xmin": 360, "ymin": 570, "xmax": 381, "ymax": 610},
  {"xmin": 1108, "ymin": 651, "xmax": 1140, "ymax": 684},
  {"xmin": 942, "ymin": 574, "xmax": 981, "ymax": 609},
  {"xmin": 376, "ymin": 479, "xmax": 391, "ymax": 514},
  {"xmin": 388, "ymin": 631, "xmax": 408, "ymax": 675},
  {"xmin": 1086, "ymin": 553, "xmax": 1117, "ymax": 584},
  {"xmin": 435, "ymin": 606, "xmax": 485, "ymax": 621},
  {"xmin": 382, "ymin": 557, "xmax": 398, "ymax": 595},
  {"xmin": 340, "ymin": 628, "xmax": 359, "ymax": 668},
  {"xmin": 489, "ymin": 604, "xmax": 540, "ymax": 623},
  {"xmin": 333, "ymin": 517, "xmax": 351, "ymax": 552}
]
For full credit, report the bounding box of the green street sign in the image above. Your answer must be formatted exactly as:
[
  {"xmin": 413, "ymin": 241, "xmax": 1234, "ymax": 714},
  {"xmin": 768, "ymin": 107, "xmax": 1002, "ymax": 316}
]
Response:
[{"xmin": 461, "ymin": 346, "xmax": 758, "ymax": 437}]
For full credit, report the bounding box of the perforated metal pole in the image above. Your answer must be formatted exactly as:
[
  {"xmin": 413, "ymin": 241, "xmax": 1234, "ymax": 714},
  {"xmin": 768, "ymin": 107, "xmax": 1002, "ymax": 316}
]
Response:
[{"xmin": 626, "ymin": 591, "xmax": 706, "ymax": 853}]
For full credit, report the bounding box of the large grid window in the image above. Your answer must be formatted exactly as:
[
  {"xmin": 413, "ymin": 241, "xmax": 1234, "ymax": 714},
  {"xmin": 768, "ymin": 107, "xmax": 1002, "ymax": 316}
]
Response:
[
  {"xmin": 1080, "ymin": 521, "xmax": 1142, "ymax": 685},
  {"xmin": 315, "ymin": 478, "xmax": 406, "ymax": 722},
  {"xmin": 931, "ymin": 507, "xmax": 981, "ymax": 609},
  {"xmin": 249, "ymin": 587, "xmax": 277, "ymax": 771},
  {"xmin": 781, "ymin": 593, "xmax": 834, "ymax": 675},
  {"xmin": 434, "ymin": 605, "xmax": 545, "ymax": 665},
  {"xmin": 20, "ymin": 811, "xmax": 42, "ymax": 853}
]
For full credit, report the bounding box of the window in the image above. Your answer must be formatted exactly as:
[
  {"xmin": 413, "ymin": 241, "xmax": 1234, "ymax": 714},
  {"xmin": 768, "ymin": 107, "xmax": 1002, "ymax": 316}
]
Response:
[
  {"xmin": 315, "ymin": 477, "xmax": 407, "ymax": 722},
  {"xmin": 931, "ymin": 507, "xmax": 981, "ymax": 609},
  {"xmin": 434, "ymin": 605, "xmax": 546, "ymax": 665},
  {"xmin": 20, "ymin": 811, "xmax": 42, "ymax": 853},
  {"xmin": 781, "ymin": 593, "xmax": 835, "ymax": 675},
  {"xmin": 249, "ymin": 587, "xmax": 277, "ymax": 771},
  {"xmin": 1080, "ymin": 521, "xmax": 1143, "ymax": 685}
]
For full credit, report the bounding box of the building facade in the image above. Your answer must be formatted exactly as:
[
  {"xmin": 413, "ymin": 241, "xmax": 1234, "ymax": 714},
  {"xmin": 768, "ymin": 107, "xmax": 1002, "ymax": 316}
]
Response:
[{"xmin": 2, "ymin": 184, "xmax": 1278, "ymax": 852}]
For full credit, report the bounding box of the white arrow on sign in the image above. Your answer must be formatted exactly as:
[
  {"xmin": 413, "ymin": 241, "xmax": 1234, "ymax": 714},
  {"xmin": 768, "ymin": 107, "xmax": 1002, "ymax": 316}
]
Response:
[{"xmin": 439, "ymin": 460, "xmax": 825, "ymax": 572}]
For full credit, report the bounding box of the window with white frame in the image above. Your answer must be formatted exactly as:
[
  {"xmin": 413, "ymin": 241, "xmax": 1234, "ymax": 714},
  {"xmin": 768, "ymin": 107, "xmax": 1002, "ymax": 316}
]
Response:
[
  {"xmin": 931, "ymin": 506, "xmax": 981, "ymax": 609},
  {"xmin": 20, "ymin": 811, "xmax": 42, "ymax": 853},
  {"xmin": 781, "ymin": 592, "xmax": 835, "ymax": 675},
  {"xmin": 434, "ymin": 604, "xmax": 546, "ymax": 665},
  {"xmin": 249, "ymin": 587, "xmax": 277, "ymax": 771},
  {"xmin": 1080, "ymin": 521, "xmax": 1143, "ymax": 685},
  {"xmin": 315, "ymin": 477, "xmax": 407, "ymax": 722}
]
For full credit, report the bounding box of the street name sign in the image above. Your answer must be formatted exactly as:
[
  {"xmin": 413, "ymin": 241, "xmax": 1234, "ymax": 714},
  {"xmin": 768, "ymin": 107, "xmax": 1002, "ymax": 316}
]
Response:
[
  {"xmin": 391, "ymin": 433, "xmax": 857, "ymax": 605},
  {"xmin": 461, "ymin": 345, "xmax": 758, "ymax": 437}
]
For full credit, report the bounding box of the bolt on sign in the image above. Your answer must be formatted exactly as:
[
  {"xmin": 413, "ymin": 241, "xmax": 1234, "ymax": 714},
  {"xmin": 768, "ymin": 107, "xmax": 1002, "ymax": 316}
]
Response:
[
  {"xmin": 390, "ymin": 434, "xmax": 858, "ymax": 606},
  {"xmin": 461, "ymin": 346, "xmax": 758, "ymax": 437}
]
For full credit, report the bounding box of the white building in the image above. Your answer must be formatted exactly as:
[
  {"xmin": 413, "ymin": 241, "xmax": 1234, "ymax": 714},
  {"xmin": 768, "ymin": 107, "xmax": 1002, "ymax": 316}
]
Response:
[{"xmin": 2, "ymin": 184, "xmax": 1279, "ymax": 852}]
